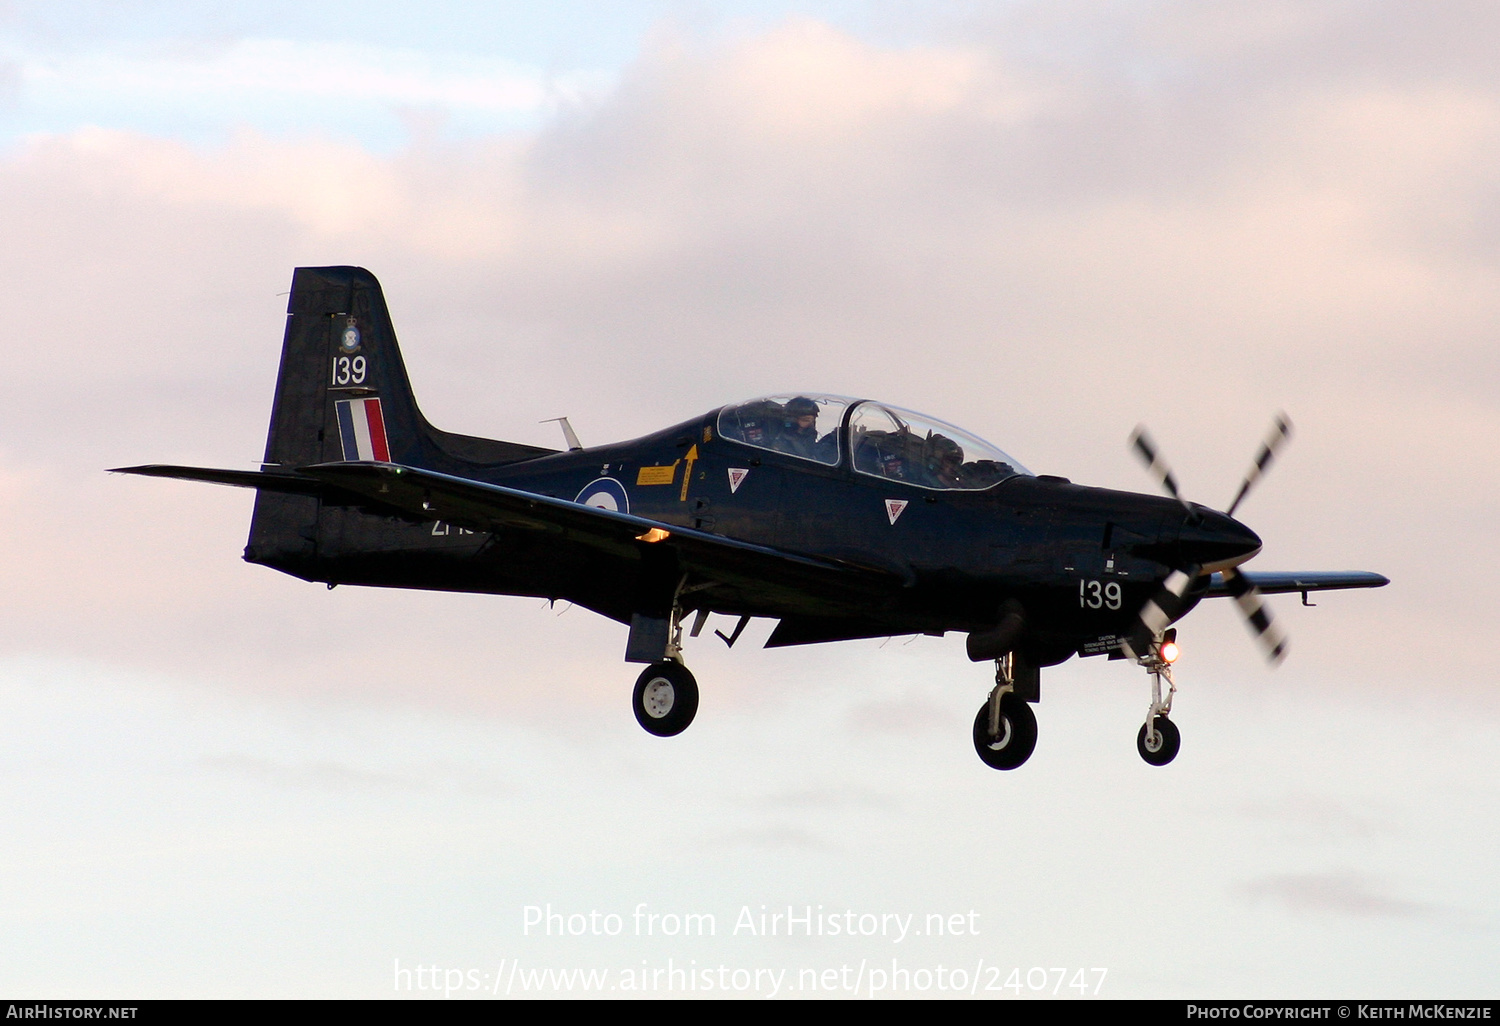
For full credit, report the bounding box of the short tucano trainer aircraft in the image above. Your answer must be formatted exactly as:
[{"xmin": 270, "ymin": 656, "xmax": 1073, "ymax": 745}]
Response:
[{"xmin": 117, "ymin": 267, "xmax": 1387, "ymax": 769}]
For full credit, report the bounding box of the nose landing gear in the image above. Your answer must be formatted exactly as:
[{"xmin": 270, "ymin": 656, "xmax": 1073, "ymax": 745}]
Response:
[
  {"xmin": 1137, "ymin": 714, "xmax": 1180, "ymax": 765},
  {"xmin": 1134, "ymin": 638, "xmax": 1181, "ymax": 766}
]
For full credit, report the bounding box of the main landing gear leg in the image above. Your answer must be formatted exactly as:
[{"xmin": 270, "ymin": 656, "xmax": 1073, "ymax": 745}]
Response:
[
  {"xmin": 631, "ymin": 583, "xmax": 702, "ymax": 737},
  {"xmin": 1135, "ymin": 650, "xmax": 1181, "ymax": 766},
  {"xmin": 972, "ymin": 652, "xmax": 1037, "ymax": 770}
]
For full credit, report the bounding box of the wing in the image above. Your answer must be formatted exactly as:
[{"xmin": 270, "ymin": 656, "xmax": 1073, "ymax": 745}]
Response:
[
  {"xmin": 114, "ymin": 461, "xmax": 905, "ymax": 619},
  {"xmin": 1204, "ymin": 570, "xmax": 1389, "ymax": 598}
]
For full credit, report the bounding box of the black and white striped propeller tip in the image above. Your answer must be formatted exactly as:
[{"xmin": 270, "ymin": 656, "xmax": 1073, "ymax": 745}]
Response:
[
  {"xmin": 1226, "ymin": 413, "xmax": 1293, "ymax": 518},
  {"xmin": 1222, "ymin": 568, "xmax": 1288, "ymax": 666},
  {"xmin": 1129, "ymin": 425, "xmax": 1187, "ymax": 508}
]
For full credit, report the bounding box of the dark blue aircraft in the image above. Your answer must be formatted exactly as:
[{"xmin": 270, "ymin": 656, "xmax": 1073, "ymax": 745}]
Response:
[{"xmin": 117, "ymin": 267, "xmax": 1387, "ymax": 769}]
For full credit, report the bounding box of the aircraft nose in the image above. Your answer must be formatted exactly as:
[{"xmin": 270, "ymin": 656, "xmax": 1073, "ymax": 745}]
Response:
[{"xmin": 1176, "ymin": 507, "xmax": 1262, "ymax": 572}]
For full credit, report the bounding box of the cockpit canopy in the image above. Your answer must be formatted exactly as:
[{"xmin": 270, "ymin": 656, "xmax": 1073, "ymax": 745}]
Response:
[{"xmin": 716, "ymin": 394, "xmax": 1031, "ymax": 490}]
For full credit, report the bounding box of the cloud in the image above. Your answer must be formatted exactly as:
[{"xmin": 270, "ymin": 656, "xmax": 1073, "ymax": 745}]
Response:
[
  {"xmin": 1237, "ymin": 792, "xmax": 1397, "ymax": 843},
  {"xmin": 706, "ymin": 825, "xmax": 836, "ymax": 852},
  {"xmin": 0, "ymin": 9, "xmax": 1495, "ymax": 702},
  {"xmin": 846, "ymin": 695, "xmax": 956, "ymax": 735},
  {"xmin": 0, "ymin": 58, "xmax": 17, "ymax": 107},
  {"xmin": 200, "ymin": 753, "xmax": 430, "ymax": 793},
  {"xmin": 4, "ymin": 35, "xmax": 611, "ymax": 140},
  {"xmin": 750, "ymin": 786, "xmax": 899, "ymax": 812},
  {"xmin": 4, "ymin": 10, "xmax": 1500, "ymax": 996},
  {"xmin": 1238, "ymin": 870, "xmax": 1429, "ymax": 918}
]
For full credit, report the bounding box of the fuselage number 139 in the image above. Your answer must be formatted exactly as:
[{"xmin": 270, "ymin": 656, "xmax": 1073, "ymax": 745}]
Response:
[{"xmin": 1080, "ymin": 579, "xmax": 1122, "ymax": 611}]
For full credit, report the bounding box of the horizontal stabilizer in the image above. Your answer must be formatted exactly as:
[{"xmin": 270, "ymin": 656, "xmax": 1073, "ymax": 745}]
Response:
[{"xmin": 111, "ymin": 464, "xmax": 324, "ymax": 495}]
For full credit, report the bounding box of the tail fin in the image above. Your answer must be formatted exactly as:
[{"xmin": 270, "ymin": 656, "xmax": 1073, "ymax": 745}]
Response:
[
  {"xmin": 262, "ymin": 265, "xmax": 405, "ymax": 470},
  {"xmin": 246, "ymin": 266, "xmax": 553, "ymax": 574}
]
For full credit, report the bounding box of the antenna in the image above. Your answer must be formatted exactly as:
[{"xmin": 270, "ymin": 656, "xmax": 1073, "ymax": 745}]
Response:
[{"xmin": 540, "ymin": 417, "xmax": 583, "ymax": 451}]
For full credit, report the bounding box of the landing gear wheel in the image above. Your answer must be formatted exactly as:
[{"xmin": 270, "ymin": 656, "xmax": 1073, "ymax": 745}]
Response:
[
  {"xmin": 1136, "ymin": 715, "xmax": 1181, "ymax": 766},
  {"xmin": 972, "ymin": 694, "xmax": 1038, "ymax": 770},
  {"xmin": 632, "ymin": 661, "xmax": 699, "ymax": 737}
]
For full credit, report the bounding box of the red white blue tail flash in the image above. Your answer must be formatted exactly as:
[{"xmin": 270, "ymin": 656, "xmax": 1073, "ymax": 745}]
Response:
[{"xmin": 335, "ymin": 398, "xmax": 390, "ymax": 462}]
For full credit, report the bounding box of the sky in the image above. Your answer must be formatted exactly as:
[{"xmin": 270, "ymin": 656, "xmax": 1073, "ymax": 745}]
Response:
[{"xmin": 1, "ymin": 0, "xmax": 1497, "ymax": 1000}]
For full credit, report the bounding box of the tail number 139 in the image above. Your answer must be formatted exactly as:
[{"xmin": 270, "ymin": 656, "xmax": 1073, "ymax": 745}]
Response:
[{"xmin": 332, "ymin": 355, "xmax": 367, "ymax": 385}]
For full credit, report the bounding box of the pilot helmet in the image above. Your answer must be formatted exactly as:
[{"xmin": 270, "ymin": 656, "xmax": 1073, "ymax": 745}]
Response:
[
  {"xmin": 930, "ymin": 434, "xmax": 962, "ymax": 463},
  {"xmin": 786, "ymin": 396, "xmax": 819, "ymax": 419}
]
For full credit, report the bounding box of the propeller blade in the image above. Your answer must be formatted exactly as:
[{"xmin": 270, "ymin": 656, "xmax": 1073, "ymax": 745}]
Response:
[
  {"xmin": 1226, "ymin": 413, "xmax": 1292, "ymax": 517},
  {"xmin": 1129, "ymin": 425, "xmax": 1191, "ymax": 511},
  {"xmin": 1121, "ymin": 566, "xmax": 1200, "ymax": 661},
  {"xmin": 1221, "ymin": 567, "xmax": 1288, "ymax": 665}
]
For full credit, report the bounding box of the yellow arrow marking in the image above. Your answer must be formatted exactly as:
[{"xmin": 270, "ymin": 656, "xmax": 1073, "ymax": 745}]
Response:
[{"xmin": 679, "ymin": 444, "xmax": 699, "ymax": 501}]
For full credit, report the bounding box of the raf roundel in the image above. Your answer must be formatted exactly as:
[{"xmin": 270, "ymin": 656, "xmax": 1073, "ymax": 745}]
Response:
[{"xmin": 575, "ymin": 477, "xmax": 630, "ymax": 515}]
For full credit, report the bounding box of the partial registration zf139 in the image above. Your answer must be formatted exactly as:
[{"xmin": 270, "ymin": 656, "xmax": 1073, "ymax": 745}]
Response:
[{"xmin": 118, "ymin": 267, "xmax": 1387, "ymax": 769}]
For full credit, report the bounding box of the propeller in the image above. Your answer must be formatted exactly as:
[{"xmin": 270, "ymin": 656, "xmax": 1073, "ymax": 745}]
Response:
[
  {"xmin": 1120, "ymin": 566, "xmax": 1200, "ymax": 663},
  {"xmin": 1226, "ymin": 413, "xmax": 1292, "ymax": 518},
  {"xmin": 1220, "ymin": 566, "xmax": 1288, "ymax": 664},
  {"xmin": 1128, "ymin": 426, "xmax": 1190, "ymax": 512},
  {"xmin": 1127, "ymin": 414, "xmax": 1293, "ymax": 666}
]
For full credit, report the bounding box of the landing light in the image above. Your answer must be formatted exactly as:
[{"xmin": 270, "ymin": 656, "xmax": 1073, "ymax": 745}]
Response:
[
  {"xmin": 636, "ymin": 528, "xmax": 671, "ymax": 543},
  {"xmin": 1158, "ymin": 629, "xmax": 1180, "ymax": 664}
]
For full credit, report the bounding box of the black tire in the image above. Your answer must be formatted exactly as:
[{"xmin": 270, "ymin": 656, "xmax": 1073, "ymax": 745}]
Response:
[
  {"xmin": 972, "ymin": 694, "xmax": 1038, "ymax": 770},
  {"xmin": 1136, "ymin": 714, "xmax": 1181, "ymax": 766},
  {"xmin": 632, "ymin": 661, "xmax": 699, "ymax": 737}
]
